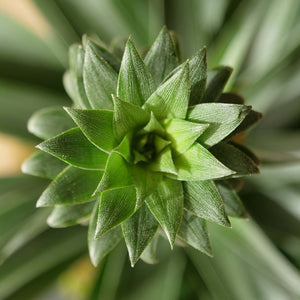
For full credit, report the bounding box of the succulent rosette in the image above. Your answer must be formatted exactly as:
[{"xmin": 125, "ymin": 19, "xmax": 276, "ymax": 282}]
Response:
[{"xmin": 22, "ymin": 26, "xmax": 261, "ymax": 266}]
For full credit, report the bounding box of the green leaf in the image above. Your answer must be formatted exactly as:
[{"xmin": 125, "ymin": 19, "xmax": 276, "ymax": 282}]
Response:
[
  {"xmin": 96, "ymin": 185, "xmax": 137, "ymax": 237},
  {"xmin": 117, "ymin": 39, "xmax": 154, "ymax": 106},
  {"xmin": 146, "ymin": 177, "xmax": 183, "ymax": 247},
  {"xmin": 163, "ymin": 118, "xmax": 209, "ymax": 155},
  {"xmin": 113, "ymin": 95, "xmax": 150, "ymax": 141},
  {"xmin": 210, "ymin": 142, "xmax": 259, "ymax": 177},
  {"xmin": 122, "ymin": 203, "xmax": 158, "ymax": 266},
  {"xmin": 95, "ymin": 152, "xmax": 133, "ymax": 195},
  {"xmin": 144, "ymin": 26, "xmax": 179, "ymax": 87},
  {"xmin": 189, "ymin": 47, "xmax": 207, "ymax": 105},
  {"xmin": 174, "ymin": 143, "xmax": 234, "ymax": 181},
  {"xmin": 187, "ymin": 103, "xmax": 250, "ymax": 147},
  {"xmin": 138, "ymin": 112, "xmax": 165, "ymax": 136},
  {"xmin": 47, "ymin": 201, "xmax": 95, "ymax": 228},
  {"xmin": 178, "ymin": 211, "xmax": 212, "ymax": 256},
  {"xmin": 65, "ymin": 107, "xmax": 116, "ymax": 152},
  {"xmin": 37, "ymin": 166, "xmax": 103, "ymax": 207},
  {"xmin": 201, "ymin": 67, "xmax": 232, "ymax": 103},
  {"xmin": 183, "ymin": 180, "xmax": 230, "ymax": 227},
  {"xmin": 37, "ymin": 128, "xmax": 108, "ymax": 170},
  {"xmin": 140, "ymin": 234, "xmax": 159, "ymax": 264},
  {"xmin": 83, "ymin": 41, "xmax": 118, "ymax": 109},
  {"xmin": 28, "ymin": 107, "xmax": 75, "ymax": 140},
  {"xmin": 88, "ymin": 202, "xmax": 122, "ymax": 267},
  {"xmin": 68, "ymin": 44, "xmax": 91, "ymax": 109},
  {"xmin": 144, "ymin": 62, "xmax": 190, "ymax": 120},
  {"xmin": 22, "ymin": 151, "xmax": 66, "ymax": 180},
  {"xmin": 216, "ymin": 182, "xmax": 247, "ymax": 218},
  {"xmin": 114, "ymin": 134, "xmax": 132, "ymax": 162},
  {"xmin": 149, "ymin": 146, "xmax": 177, "ymax": 175}
]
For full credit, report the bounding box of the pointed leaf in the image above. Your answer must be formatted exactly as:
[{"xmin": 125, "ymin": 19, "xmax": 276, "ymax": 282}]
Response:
[
  {"xmin": 22, "ymin": 151, "xmax": 66, "ymax": 180},
  {"xmin": 47, "ymin": 201, "xmax": 95, "ymax": 228},
  {"xmin": 210, "ymin": 142, "xmax": 259, "ymax": 177},
  {"xmin": 122, "ymin": 203, "xmax": 158, "ymax": 266},
  {"xmin": 149, "ymin": 146, "xmax": 177, "ymax": 175},
  {"xmin": 140, "ymin": 234, "xmax": 159, "ymax": 264},
  {"xmin": 216, "ymin": 182, "xmax": 247, "ymax": 218},
  {"xmin": 28, "ymin": 107, "xmax": 75, "ymax": 140},
  {"xmin": 187, "ymin": 103, "xmax": 251, "ymax": 147},
  {"xmin": 96, "ymin": 185, "xmax": 137, "ymax": 237},
  {"xmin": 37, "ymin": 128, "xmax": 108, "ymax": 170},
  {"xmin": 114, "ymin": 134, "xmax": 132, "ymax": 162},
  {"xmin": 65, "ymin": 107, "xmax": 116, "ymax": 152},
  {"xmin": 144, "ymin": 62, "xmax": 190, "ymax": 120},
  {"xmin": 83, "ymin": 41, "xmax": 118, "ymax": 109},
  {"xmin": 88, "ymin": 203, "xmax": 122, "ymax": 266},
  {"xmin": 37, "ymin": 166, "xmax": 103, "ymax": 207},
  {"xmin": 201, "ymin": 67, "xmax": 232, "ymax": 103},
  {"xmin": 68, "ymin": 44, "xmax": 91, "ymax": 109},
  {"xmin": 146, "ymin": 177, "xmax": 183, "ymax": 247},
  {"xmin": 113, "ymin": 95, "xmax": 150, "ymax": 141},
  {"xmin": 145, "ymin": 26, "xmax": 179, "ymax": 87},
  {"xmin": 138, "ymin": 112, "xmax": 165, "ymax": 136},
  {"xmin": 95, "ymin": 152, "xmax": 133, "ymax": 195},
  {"xmin": 174, "ymin": 143, "xmax": 234, "ymax": 181},
  {"xmin": 163, "ymin": 118, "xmax": 209, "ymax": 155},
  {"xmin": 178, "ymin": 211, "xmax": 212, "ymax": 256},
  {"xmin": 183, "ymin": 180, "xmax": 230, "ymax": 227},
  {"xmin": 117, "ymin": 39, "xmax": 154, "ymax": 106}
]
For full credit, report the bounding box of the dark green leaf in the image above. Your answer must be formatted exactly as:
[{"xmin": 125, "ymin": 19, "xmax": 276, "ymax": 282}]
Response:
[
  {"xmin": 146, "ymin": 177, "xmax": 183, "ymax": 247},
  {"xmin": 96, "ymin": 185, "xmax": 137, "ymax": 237},
  {"xmin": 117, "ymin": 39, "xmax": 154, "ymax": 106},
  {"xmin": 183, "ymin": 180, "xmax": 230, "ymax": 227},
  {"xmin": 144, "ymin": 62, "xmax": 190, "ymax": 120},
  {"xmin": 37, "ymin": 128, "xmax": 108, "ymax": 170},
  {"xmin": 28, "ymin": 107, "xmax": 75, "ymax": 140},
  {"xmin": 144, "ymin": 26, "xmax": 179, "ymax": 87},
  {"xmin": 217, "ymin": 93, "xmax": 245, "ymax": 104},
  {"xmin": 88, "ymin": 202, "xmax": 122, "ymax": 266},
  {"xmin": 83, "ymin": 41, "xmax": 118, "ymax": 109},
  {"xmin": 37, "ymin": 166, "xmax": 103, "ymax": 207},
  {"xmin": 22, "ymin": 151, "xmax": 66, "ymax": 180},
  {"xmin": 65, "ymin": 107, "xmax": 116, "ymax": 152},
  {"xmin": 174, "ymin": 143, "xmax": 234, "ymax": 181},
  {"xmin": 187, "ymin": 103, "xmax": 250, "ymax": 147},
  {"xmin": 178, "ymin": 211, "xmax": 212, "ymax": 256},
  {"xmin": 122, "ymin": 203, "xmax": 158, "ymax": 266}
]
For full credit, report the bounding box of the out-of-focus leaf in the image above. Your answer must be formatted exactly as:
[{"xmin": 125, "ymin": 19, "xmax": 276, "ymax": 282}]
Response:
[
  {"xmin": 22, "ymin": 151, "xmax": 66, "ymax": 180},
  {"xmin": 117, "ymin": 39, "xmax": 154, "ymax": 106},
  {"xmin": 183, "ymin": 180, "xmax": 230, "ymax": 227},
  {"xmin": 140, "ymin": 234, "xmax": 159, "ymax": 264},
  {"xmin": 187, "ymin": 103, "xmax": 250, "ymax": 147},
  {"xmin": 217, "ymin": 93, "xmax": 245, "ymax": 104},
  {"xmin": 174, "ymin": 143, "xmax": 234, "ymax": 181},
  {"xmin": 37, "ymin": 128, "xmax": 108, "ymax": 170},
  {"xmin": 146, "ymin": 177, "xmax": 183, "ymax": 247},
  {"xmin": 37, "ymin": 166, "xmax": 103, "ymax": 207}
]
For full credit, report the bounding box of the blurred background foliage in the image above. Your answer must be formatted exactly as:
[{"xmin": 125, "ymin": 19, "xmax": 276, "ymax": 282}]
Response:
[{"xmin": 0, "ymin": 0, "xmax": 300, "ymax": 299}]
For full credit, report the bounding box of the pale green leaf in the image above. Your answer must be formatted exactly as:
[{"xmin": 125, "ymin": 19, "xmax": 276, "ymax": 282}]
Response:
[
  {"xmin": 146, "ymin": 177, "xmax": 183, "ymax": 247},
  {"xmin": 149, "ymin": 146, "xmax": 177, "ymax": 175},
  {"xmin": 216, "ymin": 182, "xmax": 247, "ymax": 218},
  {"xmin": 144, "ymin": 26, "xmax": 179, "ymax": 87},
  {"xmin": 65, "ymin": 107, "xmax": 116, "ymax": 152},
  {"xmin": 37, "ymin": 128, "xmax": 108, "ymax": 170},
  {"xmin": 154, "ymin": 135, "xmax": 171, "ymax": 153},
  {"xmin": 140, "ymin": 234, "xmax": 159, "ymax": 264},
  {"xmin": 187, "ymin": 103, "xmax": 250, "ymax": 147},
  {"xmin": 88, "ymin": 202, "xmax": 122, "ymax": 266},
  {"xmin": 163, "ymin": 118, "xmax": 209, "ymax": 155},
  {"xmin": 96, "ymin": 185, "xmax": 137, "ymax": 237},
  {"xmin": 174, "ymin": 143, "xmax": 234, "ymax": 181},
  {"xmin": 114, "ymin": 134, "xmax": 132, "ymax": 162},
  {"xmin": 210, "ymin": 142, "xmax": 259, "ymax": 177},
  {"xmin": 28, "ymin": 107, "xmax": 75, "ymax": 140},
  {"xmin": 22, "ymin": 151, "xmax": 66, "ymax": 180},
  {"xmin": 183, "ymin": 180, "xmax": 230, "ymax": 227},
  {"xmin": 47, "ymin": 201, "xmax": 95, "ymax": 228},
  {"xmin": 113, "ymin": 95, "xmax": 150, "ymax": 141},
  {"xmin": 144, "ymin": 62, "xmax": 190, "ymax": 120},
  {"xmin": 138, "ymin": 112, "xmax": 165, "ymax": 136},
  {"xmin": 122, "ymin": 203, "xmax": 158, "ymax": 266},
  {"xmin": 117, "ymin": 39, "xmax": 154, "ymax": 106},
  {"xmin": 37, "ymin": 166, "xmax": 103, "ymax": 207},
  {"xmin": 83, "ymin": 41, "xmax": 118, "ymax": 109},
  {"xmin": 178, "ymin": 211, "xmax": 212, "ymax": 256}
]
